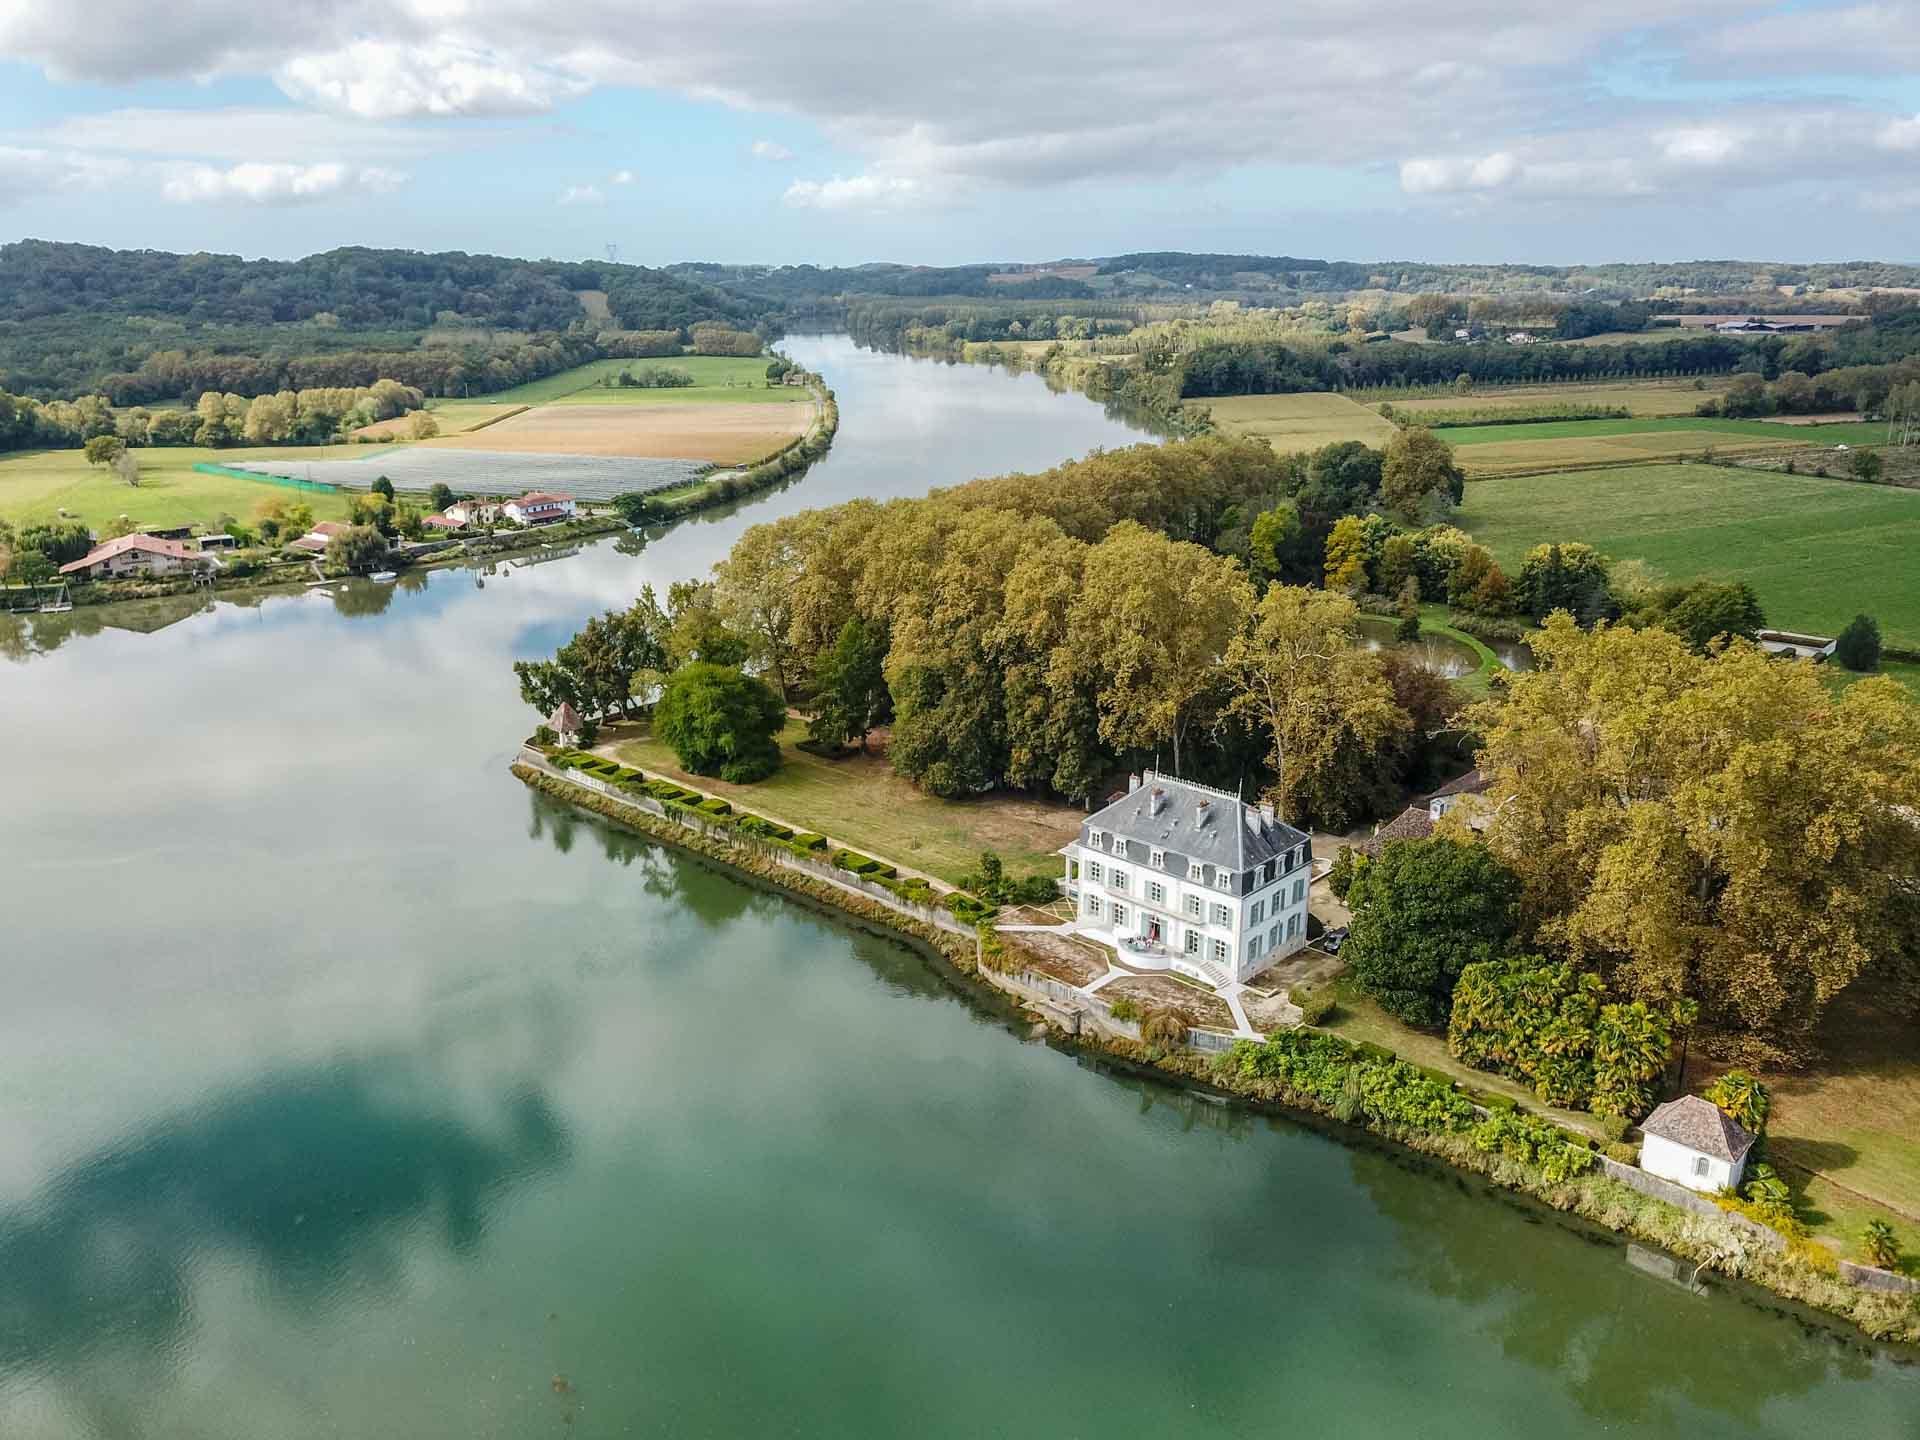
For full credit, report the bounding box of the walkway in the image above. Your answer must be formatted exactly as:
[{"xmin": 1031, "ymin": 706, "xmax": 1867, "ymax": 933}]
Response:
[{"xmin": 998, "ymin": 917, "xmax": 1267, "ymax": 1041}]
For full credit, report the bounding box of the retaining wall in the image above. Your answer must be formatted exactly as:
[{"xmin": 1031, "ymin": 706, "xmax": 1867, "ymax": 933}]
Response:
[{"xmin": 1597, "ymin": 1155, "xmax": 1785, "ymax": 1249}]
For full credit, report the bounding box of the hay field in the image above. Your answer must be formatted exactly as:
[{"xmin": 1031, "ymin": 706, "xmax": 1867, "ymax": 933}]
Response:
[
  {"xmin": 1455, "ymin": 463, "xmax": 1920, "ymax": 647},
  {"xmin": 356, "ymin": 403, "xmax": 525, "ymax": 440},
  {"xmin": 1383, "ymin": 378, "xmax": 1734, "ymax": 419},
  {"xmin": 428, "ymin": 401, "xmax": 812, "ymax": 465},
  {"xmin": 1196, "ymin": 392, "xmax": 1398, "ymax": 452}
]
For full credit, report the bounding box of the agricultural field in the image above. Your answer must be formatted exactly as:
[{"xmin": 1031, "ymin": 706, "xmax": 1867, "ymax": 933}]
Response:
[
  {"xmin": 1444, "ymin": 415, "xmax": 1890, "ymax": 477},
  {"xmin": 1194, "ymin": 392, "xmax": 1398, "ymax": 452},
  {"xmin": 1379, "ymin": 378, "xmax": 1734, "ymax": 419},
  {"xmin": 228, "ymin": 448, "xmax": 704, "ymax": 501},
  {"xmin": 354, "ymin": 402, "xmax": 526, "ymax": 441},
  {"xmin": 0, "ymin": 444, "xmax": 356, "ymax": 532},
  {"xmin": 469, "ymin": 355, "xmax": 797, "ymax": 406},
  {"xmin": 1454, "ymin": 462, "xmax": 1920, "ymax": 647}
]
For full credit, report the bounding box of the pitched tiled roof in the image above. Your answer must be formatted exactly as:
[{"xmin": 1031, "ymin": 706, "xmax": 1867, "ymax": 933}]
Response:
[
  {"xmin": 59, "ymin": 533, "xmax": 203, "ymax": 573},
  {"xmin": 1083, "ymin": 771, "xmax": 1306, "ymax": 872},
  {"xmin": 1360, "ymin": 805, "xmax": 1435, "ymax": 854},
  {"xmin": 514, "ymin": 492, "xmax": 574, "ymax": 505},
  {"xmin": 1641, "ymin": 1095, "xmax": 1756, "ymax": 1162},
  {"xmin": 1428, "ymin": 768, "xmax": 1490, "ymax": 800}
]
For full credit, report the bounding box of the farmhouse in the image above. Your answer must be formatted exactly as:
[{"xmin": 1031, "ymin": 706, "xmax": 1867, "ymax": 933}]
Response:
[
  {"xmin": 57, "ymin": 534, "xmax": 220, "ymax": 581},
  {"xmin": 1638, "ymin": 1095, "xmax": 1756, "ymax": 1193},
  {"xmin": 288, "ymin": 521, "xmax": 354, "ymax": 555},
  {"xmin": 421, "ymin": 513, "xmax": 464, "ymax": 532},
  {"xmin": 504, "ymin": 492, "xmax": 577, "ymax": 525},
  {"xmin": 443, "ymin": 499, "xmax": 501, "ymax": 527},
  {"xmin": 1062, "ymin": 771, "xmax": 1313, "ymax": 987}
]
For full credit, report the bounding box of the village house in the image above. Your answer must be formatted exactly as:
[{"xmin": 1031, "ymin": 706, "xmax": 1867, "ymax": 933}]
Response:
[
  {"xmin": 503, "ymin": 492, "xmax": 577, "ymax": 525},
  {"xmin": 443, "ymin": 499, "xmax": 501, "ymax": 527},
  {"xmin": 1360, "ymin": 769, "xmax": 1492, "ymax": 855},
  {"xmin": 288, "ymin": 520, "xmax": 355, "ymax": 555},
  {"xmin": 57, "ymin": 534, "xmax": 221, "ymax": 582},
  {"xmin": 1638, "ymin": 1095, "xmax": 1756, "ymax": 1193},
  {"xmin": 421, "ymin": 513, "xmax": 464, "ymax": 532},
  {"xmin": 1062, "ymin": 771, "xmax": 1313, "ymax": 987}
]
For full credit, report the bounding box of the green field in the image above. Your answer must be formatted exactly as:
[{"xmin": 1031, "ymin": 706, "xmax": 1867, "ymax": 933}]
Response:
[
  {"xmin": 1382, "ymin": 379, "xmax": 1734, "ymax": 419},
  {"xmin": 1455, "ymin": 463, "xmax": 1920, "ymax": 647},
  {"xmin": 1441, "ymin": 416, "xmax": 1892, "ymax": 447},
  {"xmin": 459, "ymin": 356, "xmax": 803, "ymax": 408},
  {"xmin": 1195, "ymin": 392, "xmax": 1398, "ymax": 452},
  {"xmin": 0, "ymin": 445, "xmax": 358, "ymax": 531},
  {"xmin": 610, "ymin": 718, "xmax": 1080, "ymax": 887}
]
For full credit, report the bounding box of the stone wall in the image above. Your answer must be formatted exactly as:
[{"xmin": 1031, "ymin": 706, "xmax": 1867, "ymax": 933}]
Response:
[{"xmin": 1596, "ymin": 1155, "xmax": 1784, "ymax": 1249}]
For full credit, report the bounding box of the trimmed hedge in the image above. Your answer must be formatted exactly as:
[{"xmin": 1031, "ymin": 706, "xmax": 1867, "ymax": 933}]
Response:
[
  {"xmin": 696, "ymin": 797, "xmax": 733, "ymax": 817},
  {"xmin": 791, "ymin": 832, "xmax": 828, "ymax": 851}
]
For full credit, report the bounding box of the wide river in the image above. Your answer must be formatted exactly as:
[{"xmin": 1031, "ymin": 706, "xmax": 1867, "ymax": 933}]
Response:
[{"xmin": 1, "ymin": 336, "xmax": 1913, "ymax": 1438}]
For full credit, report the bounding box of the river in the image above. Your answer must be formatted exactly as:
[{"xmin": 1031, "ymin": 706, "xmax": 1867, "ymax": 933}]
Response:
[{"xmin": 0, "ymin": 335, "xmax": 1912, "ymax": 1438}]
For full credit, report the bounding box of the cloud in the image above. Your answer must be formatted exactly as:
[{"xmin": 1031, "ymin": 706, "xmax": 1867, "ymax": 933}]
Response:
[
  {"xmin": 1880, "ymin": 115, "xmax": 1920, "ymax": 152},
  {"xmin": 277, "ymin": 39, "xmax": 590, "ymax": 119},
  {"xmin": 782, "ymin": 173, "xmax": 927, "ymax": 211},
  {"xmin": 38, "ymin": 107, "xmax": 442, "ymax": 164},
  {"xmin": 159, "ymin": 162, "xmax": 407, "ymax": 205},
  {"xmin": 750, "ymin": 140, "xmax": 792, "ymax": 161},
  {"xmin": 1862, "ymin": 186, "xmax": 1920, "ymax": 214},
  {"xmin": 0, "ymin": 145, "xmax": 124, "ymax": 206},
  {"xmin": 610, "ymin": 169, "xmax": 635, "ymax": 184},
  {"xmin": 559, "ymin": 184, "xmax": 604, "ymax": 205}
]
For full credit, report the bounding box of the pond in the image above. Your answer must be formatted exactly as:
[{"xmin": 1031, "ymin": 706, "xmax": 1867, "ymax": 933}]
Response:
[
  {"xmin": 0, "ymin": 336, "xmax": 1912, "ymax": 1438},
  {"xmin": 1357, "ymin": 615, "xmax": 1536, "ymax": 677}
]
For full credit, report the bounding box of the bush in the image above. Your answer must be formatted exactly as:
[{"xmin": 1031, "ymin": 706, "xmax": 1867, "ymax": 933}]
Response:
[
  {"xmin": 696, "ymin": 797, "xmax": 733, "ymax": 816},
  {"xmin": 1108, "ymin": 997, "xmax": 1142, "ymax": 1023},
  {"xmin": 1140, "ymin": 1008, "xmax": 1189, "ymax": 1049},
  {"xmin": 1293, "ymin": 985, "xmax": 1335, "ymax": 1026},
  {"xmin": 1835, "ymin": 613, "xmax": 1882, "ymax": 672},
  {"xmin": 532, "ymin": 724, "xmax": 557, "ymax": 747},
  {"xmin": 653, "ymin": 662, "xmax": 785, "ymax": 783},
  {"xmin": 1605, "ymin": 1141, "xmax": 1640, "ymax": 1165},
  {"xmin": 1861, "ymin": 1219, "xmax": 1901, "ymax": 1270},
  {"xmin": 791, "ymin": 832, "xmax": 828, "ymax": 851},
  {"xmin": 1598, "ymin": 1112, "xmax": 1630, "ymax": 1144}
]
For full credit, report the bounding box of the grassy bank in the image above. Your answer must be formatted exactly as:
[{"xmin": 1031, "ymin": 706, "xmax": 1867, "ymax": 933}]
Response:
[
  {"xmin": 0, "ymin": 444, "xmax": 360, "ymax": 531},
  {"xmin": 608, "ymin": 717, "xmax": 1079, "ymax": 888}
]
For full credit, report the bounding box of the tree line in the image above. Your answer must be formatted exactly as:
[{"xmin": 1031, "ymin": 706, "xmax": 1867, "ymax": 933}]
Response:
[{"xmin": 0, "ymin": 380, "xmax": 425, "ymax": 452}]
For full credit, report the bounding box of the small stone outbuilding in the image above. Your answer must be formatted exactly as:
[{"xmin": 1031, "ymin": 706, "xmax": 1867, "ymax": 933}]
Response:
[
  {"xmin": 549, "ymin": 701, "xmax": 582, "ymax": 745},
  {"xmin": 1638, "ymin": 1095, "xmax": 1756, "ymax": 1193}
]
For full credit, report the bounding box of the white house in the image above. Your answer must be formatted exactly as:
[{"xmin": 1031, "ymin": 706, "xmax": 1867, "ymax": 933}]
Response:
[
  {"xmin": 1062, "ymin": 771, "xmax": 1313, "ymax": 987},
  {"xmin": 1638, "ymin": 1095, "xmax": 1756, "ymax": 1193},
  {"xmin": 58, "ymin": 534, "xmax": 220, "ymax": 581},
  {"xmin": 288, "ymin": 520, "xmax": 355, "ymax": 555},
  {"xmin": 503, "ymin": 492, "xmax": 577, "ymax": 525},
  {"xmin": 443, "ymin": 499, "xmax": 501, "ymax": 527},
  {"xmin": 1426, "ymin": 768, "xmax": 1491, "ymax": 825}
]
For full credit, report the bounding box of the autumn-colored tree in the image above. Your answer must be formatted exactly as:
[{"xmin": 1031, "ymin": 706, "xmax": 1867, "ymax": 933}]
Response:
[
  {"xmin": 1467, "ymin": 615, "xmax": 1920, "ymax": 1055},
  {"xmin": 1323, "ymin": 515, "xmax": 1369, "ymax": 592},
  {"xmin": 713, "ymin": 522, "xmax": 805, "ymax": 699},
  {"xmin": 1380, "ymin": 428, "xmax": 1464, "ymax": 524},
  {"xmin": 1223, "ymin": 585, "xmax": 1408, "ymax": 826}
]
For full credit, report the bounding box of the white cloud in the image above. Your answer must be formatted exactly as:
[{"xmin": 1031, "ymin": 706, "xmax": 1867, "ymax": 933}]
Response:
[
  {"xmin": 559, "ymin": 184, "xmax": 604, "ymax": 205},
  {"xmin": 37, "ymin": 107, "xmax": 442, "ymax": 164},
  {"xmin": 610, "ymin": 169, "xmax": 635, "ymax": 184},
  {"xmin": 1880, "ymin": 115, "xmax": 1920, "ymax": 152},
  {"xmin": 782, "ymin": 173, "xmax": 927, "ymax": 211},
  {"xmin": 159, "ymin": 162, "xmax": 407, "ymax": 205},
  {"xmin": 750, "ymin": 139, "xmax": 792, "ymax": 161},
  {"xmin": 1862, "ymin": 186, "xmax": 1920, "ymax": 213},
  {"xmin": 277, "ymin": 39, "xmax": 590, "ymax": 120},
  {"xmin": 0, "ymin": 145, "xmax": 124, "ymax": 206}
]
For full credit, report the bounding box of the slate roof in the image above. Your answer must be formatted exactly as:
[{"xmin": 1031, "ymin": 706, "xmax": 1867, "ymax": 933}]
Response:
[
  {"xmin": 1082, "ymin": 771, "xmax": 1307, "ymax": 874},
  {"xmin": 1640, "ymin": 1095, "xmax": 1756, "ymax": 1162}
]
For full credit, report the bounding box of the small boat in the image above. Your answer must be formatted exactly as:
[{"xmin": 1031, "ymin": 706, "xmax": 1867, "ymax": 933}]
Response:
[
  {"xmin": 38, "ymin": 602, "xmax": 73, "ymax": 614},
  {"xmin": 369, "ymin": 571, "xmax": 398, "ymax": 582}
]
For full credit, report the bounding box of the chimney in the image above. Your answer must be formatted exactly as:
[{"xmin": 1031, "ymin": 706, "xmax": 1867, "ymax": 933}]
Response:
[
  {"xmin": 1259, "ymin": 800, "xmax": 1276, "ymax": 824},
  {"xmin": 1150, "ymin": 786, "xmax": 1165, "ymax": 816},
  {"xmin": 1196, "ymin": 798, "xmax": 1212, "ymax": 826},
  {"xmin": 1128, "ymin": 772, "xmax": 1141, "ymax": 792}
]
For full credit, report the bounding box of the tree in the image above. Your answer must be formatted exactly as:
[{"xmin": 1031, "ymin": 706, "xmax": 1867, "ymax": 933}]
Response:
[
  {"xmin": 370, "ymin": 475, "xmax": 396, "ymax": 501},
  {"xmin": 713, "ymin": 522, "xmax": 804, "ymax": 699},
  {"xmin": 1634, "ymin": 580, "xmax": 1766, "ymax": 653},
  {"xmin": 111, "ymin": 448, "xmax": 140, "ymax": 487},
  {"xmin": 1346, "ymin": 837, "xmax": 1523, "ymax": 1028},
  {"xmin": 428, "ymin": 482, "xmax": 456, "ymax": 512},
  {"xmin": 1850, "ymin": 449, "xmax": 1884, "ymax": 483},
  {"xmin": 810, "ymin": 616, "xmax": 891, "ymax": 751},
  {"xmin": 652, "ymin": 662, "xmax": 786, "ymax": 783},
  {"xmin": 407, "ymin": 411, "xmax": 439, "ymax": 439},
  {"xmin": 1222, "ymin": 586, "xmax": 1408, "ymax": 827},
  {"xmin": 1380, "ymin": 428, "xmax": 1463, "ymax": 524},
  {"xmin": 1704, "ymin": 1070, "xmax": 1770, "ymax": 1135},
  {"xmin": 7, "ymin": 547, "xmax": 54, "ymax": 586},
  {"xmin": 664, "ymin": 580, "xmax": 751, "ymax": 669},
  {"xmin": 1512, "ymin": 542, "xmax": 1616, "ymax": 624},
  {"xmin": 1467, "ymin": 616, "xmax": 1920, "ymax": 1056},
  {"xmin": 325, "ymin": 524, "xmax": 389, "ymax": 573},
  {"xmin": 1247, "ymin": 502, "xmax": 1302, "ymax": 589},
  {"xmin": 83, "ymin": 434, "xmax": 126, "ymax": 467},
  {"xmin": 1835, "ymin": 613, "xmax": 1881, "ymax": 672},
  {"xmin": 1323, "ymin": 515, "xmax": 1369, "ymax": 592}
]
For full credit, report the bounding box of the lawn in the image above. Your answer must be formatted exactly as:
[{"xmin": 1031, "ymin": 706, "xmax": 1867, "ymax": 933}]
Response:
[
  {"xmin": 1454, "ymin": 463, "xmax": 1920, "ymax": 647},
  {"xmin": 1196, "ymin": 392, "xmax": 1399, "ymax": 452},
  {"xmin": 1379, "ymin": 378, "xmax": 1734, "ymax": 419},
  {"xmin": 0, "ymin": 445, "xmax": 358, "ymax": 531},
  {"xmin": 608, "ymin": 719, "xmax": 1082, "ymax": 887},
  {"xmin": 473, "ymin": 356, "xmax": 801, "ymax": 407}
]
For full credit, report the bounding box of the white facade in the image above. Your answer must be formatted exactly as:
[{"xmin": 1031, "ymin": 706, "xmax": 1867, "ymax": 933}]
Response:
[
  {"xmin": 503, "ymin": 495, "xmax": 576, "ymax": 525},
  {"xmin": 1062, "ymin": 772, "xmax": 1313, "ymax": 987},
  {"xmin": 1640, "ymin": 1133, "xmax": 1745, "ymax": 1194}
]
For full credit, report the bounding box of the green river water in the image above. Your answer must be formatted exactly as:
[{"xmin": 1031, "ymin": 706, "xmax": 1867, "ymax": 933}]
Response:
[{"xmin": 0, "ymin": 336, "xmax": 1914, "ymax": 1438}]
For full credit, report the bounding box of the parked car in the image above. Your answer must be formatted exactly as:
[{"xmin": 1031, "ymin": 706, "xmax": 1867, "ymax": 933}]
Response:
[{"xmin": 1321, "ymin": 926, "xmax": 1350, "ymax": 955}]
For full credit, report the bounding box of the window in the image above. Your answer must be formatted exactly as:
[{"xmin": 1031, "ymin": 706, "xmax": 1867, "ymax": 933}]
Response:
[
  {"xmin": 1211, "ymin": 939, "xmax": 1231, "ymax": 965},
  {"xmin": 1248, "ymin": 934, "xmax": 1264, "ymax": 960},
  {"xmin": 1262, "ymin": 860, "xmax": 1275, "ymax": 884},
  {"xmin": 1292, "ymin": 878, "xmax": 1305, "ymax": 904},
  {"xmin": 1088, "ymin": 829, "xmax": 1104, "ymax": 849},
  {"xmin": 1184, "ymin": 893, "xmax": 1201, "ymax": 918},
  {"xmin": 1188, "ymin": 861, "xmax": 1205, "ymax": 881},
  {"xmin": 1250, "ymin": 900, "xmax": 1266, "ymax": 926},
  {"xmin": 1109, "ymin": 867, "xmax": 1128, "ymax": 892},
  {"xmin": 1210, "ymin": 903, "xmax": 1231, "ymax": 927},
  {"xmin": 1150, "ymin": 847, "xmax": 1165, "ymax": 869},
  {"xmin": 1085, "ymin": 895, "xmax": 1102, "ymax": 919},
  {"xmin": 1217, "ymin": 870, "xmax": 1235, "ymax": 892},
  {"xmin": 1268, "ymin": 923, "xmax": 1280, "ymax": 950},
  {"xmin": 1147, "ymin": 882, "xmax": 1166, "ymax": 907},
  {"xmin": 1112, "ymin": 904, "xmax": 1128, "ymax": 929},
  {"xmin": 1693, "ymin": 1155, "xmax": 1710, "ymax": 1179},
  {"xmin": 1285, "ymin": 914, "xmax": 1299, "ymax": 940},
  {"xmin": 1185, "ymin": 929, "xmax": 1201, "ymax": 955},
  {"xmin": 1086, "ymin": 860, "xmax": 1103, "ymax": 883}
]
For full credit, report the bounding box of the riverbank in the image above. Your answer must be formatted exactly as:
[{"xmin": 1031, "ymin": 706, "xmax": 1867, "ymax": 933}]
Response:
[
  {"xmin": 633, "ymin": 370, "xmax": 839, "ymax": 523},
  {"xmin": 511, "ymin": 749, "xmax": 1920, "ymax": 1346}
]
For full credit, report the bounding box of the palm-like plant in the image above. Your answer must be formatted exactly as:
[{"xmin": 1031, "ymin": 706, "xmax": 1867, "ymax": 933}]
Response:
[
  {"xmin": 1861, "ymin": 1219, "xmax": 1900, "ymax": 1270},
  {"xmin": 1705, "ymin": 1069, "xmax": 1771, "ymax": 1134}
]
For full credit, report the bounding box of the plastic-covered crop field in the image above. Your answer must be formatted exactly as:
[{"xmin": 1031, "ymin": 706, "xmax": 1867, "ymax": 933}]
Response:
[{"xmin": 225, "ymin": 448, "xmax": 706, "ymax": 500}]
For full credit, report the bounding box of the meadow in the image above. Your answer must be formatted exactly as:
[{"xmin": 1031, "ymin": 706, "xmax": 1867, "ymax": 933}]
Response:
[
  {"xmin": 1444, "ymin": 416, "xmax": 1889, "ymax": 477},
  {"xmin": 1194, "ymin": 392, "xmax": 1398, "ymax": 451},
  {"xmin": 459, "ymin": 355, "xmax": 803, "ymax": 407},
  {"xmin": 0, "ymin": 445, "xmax": 356, "ymax": 531},
  {"xmin": 1454, "ymin": 463, "xmax": 1920, "ymax": 646},
  {"xmin": 1378, "ymin": 378, "xmax": 1734, "ymax": 419},
  {"xmin": 1440, "ymin": 416, "xmax": 1893, "ymax": 447}
]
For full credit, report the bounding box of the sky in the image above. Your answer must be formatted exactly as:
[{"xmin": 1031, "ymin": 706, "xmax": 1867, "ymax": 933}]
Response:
[{"xmin": 0, "ymin": 1, "xmax": 1917, "ymax": 268}]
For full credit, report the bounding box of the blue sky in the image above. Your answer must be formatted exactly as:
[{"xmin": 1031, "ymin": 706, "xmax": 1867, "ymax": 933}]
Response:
[{"xmin": 1, "ymin": 2, "xmax": 1916, "ymax": 267}]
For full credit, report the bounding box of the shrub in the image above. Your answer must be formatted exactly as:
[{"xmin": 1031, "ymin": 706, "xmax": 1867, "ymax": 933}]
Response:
[
  {"xmin": 1605, "ymin": 1141, "xmax": 1640, "ymax": 1165},
  {"xmin": 1862, "ymin": 1219, "xmax": 1901, "ymax": 1270},
  {"xmin": 532, "ymin": 724, "xmax": 557, "ymax": 747},
  {"xmin": 1140, "ymin": 1008, "xmax": 1189, "ymax": 1050},
  {"xmin": 791, "ymin": 832, "xmax": 828, "ymax": 851},
  {"xmin": 653, "ymin": 662, "xmax": 785, "ymax": 783},
  {"xmin": 1835, "ymin": 614, "xmax": 1882, "ymax": 672},
  {"xmin": 1108, "ymin": 997, "xmax": 1142, "ymax": 1023},
  {"xmin": 1292, "ymin": 986, "xmax": 1335, "ymax": 1026},
  {"xmin": 1598, "ymin": 1113, "xmax": 1631, "ymax": 1144},
  {"xmin": 696, "ymin": 797, "xmax": 733, "ymax": 816},
  {"xmin": 1471, "ymin": 1110, "xmax": 1598, "ymax": 1183}
]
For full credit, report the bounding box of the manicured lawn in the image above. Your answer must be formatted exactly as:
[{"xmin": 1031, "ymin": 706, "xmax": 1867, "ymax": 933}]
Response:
[
  {"xmin": 1195, "ymin": 392, "xmax": 1399, "ymax": 452},
  {"xmin": 474, "ymin": 356, "xmax": 802, "ymax": 407},
  {"xmin": 1454, "ymin": 463, "xmax": 1920, "ymax": 648},
  {"xmin": 0, "ymin": 445, "xmax": 358, "ymax": 531},
  {"xmin": 608, "ymin": 719, "xmax": 1082, "ymax": 887}
]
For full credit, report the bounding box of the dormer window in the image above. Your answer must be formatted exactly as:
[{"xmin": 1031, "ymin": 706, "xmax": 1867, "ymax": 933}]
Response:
[
  {"xmin": 1088, "ymin": 829, "xmax": 1104, "ymax": 849},
  {"xmin": 1188, "ymin": 861, "xmax": 1204, "ymax": 881},
  {"xmin": 1150, "ymin": 847, "xmax": 1165, "ymax": 869},
  {"xmin": 1217, "ymin": 869, "xmax": 1235, "ymax": 892}
]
